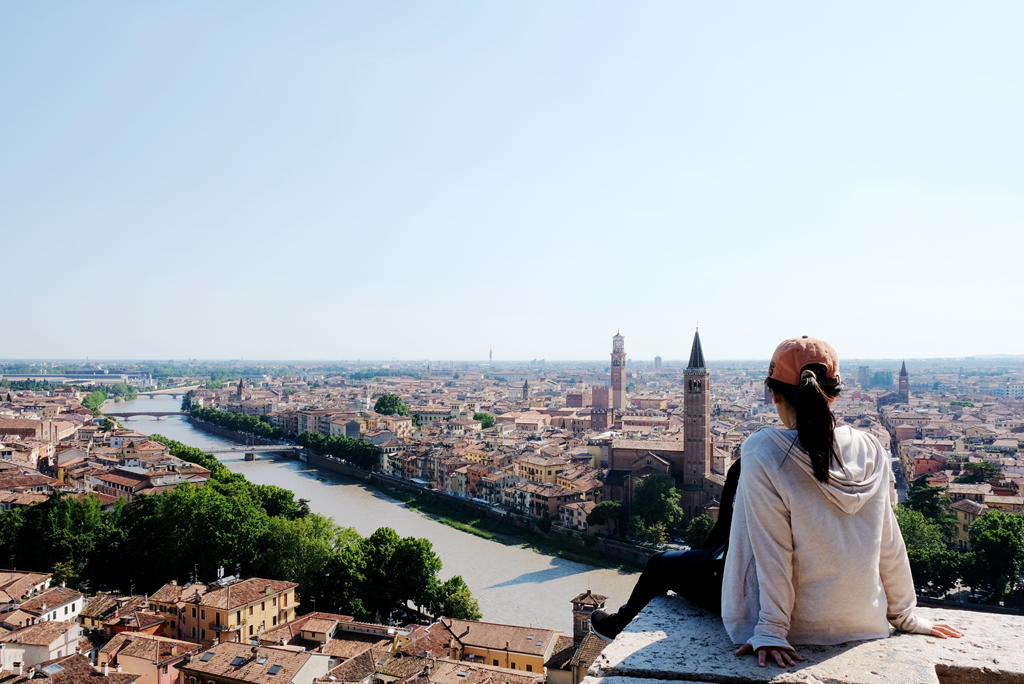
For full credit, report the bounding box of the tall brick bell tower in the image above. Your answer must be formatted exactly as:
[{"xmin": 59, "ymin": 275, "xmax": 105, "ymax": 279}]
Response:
[
  {"xmin": 611, "ymin": 332, "xmax": 627, "ymax": 410},
  {"xmin": 682, "ymin": 329, "xmax": 712, "ymax": 522}
]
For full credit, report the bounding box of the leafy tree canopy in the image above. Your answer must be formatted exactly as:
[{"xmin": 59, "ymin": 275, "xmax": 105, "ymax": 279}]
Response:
[
  {"xmin": 473, "ymin": 412, "xmax": 495, "ymax": 429},
  {"xmin": 631, "ymin": 474, "xmax": 683, "ymax": 529},
  {"xmin": 964, "ymin": 511, "xmax": 1024, "ymax": 603},
  {"xmin": 894, "ymin": 505, "xmax": 945, "ymax": 554},
  {"xmin": 586, "ymin": 501, "xmax": 622, "ymax": 528},
  {"xmin": 374, "ymin": 393, "xmax": 409, "ymax": 416},
  {"xmin": 904, "ymin": 476, "xmax": 958, "ymax": 538},
  {"xmin": 954, "ymin": 462, "xmax": 1002, "ymax": 484},
  {"xmin": 684, "ymin": 514, "xmax": 714, "ymax": 549}
]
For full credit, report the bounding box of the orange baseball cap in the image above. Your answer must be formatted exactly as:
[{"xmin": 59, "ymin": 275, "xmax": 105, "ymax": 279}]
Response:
[{"xmin": 767, "ymin": 336, "xmax": 841, "ymax": 386}]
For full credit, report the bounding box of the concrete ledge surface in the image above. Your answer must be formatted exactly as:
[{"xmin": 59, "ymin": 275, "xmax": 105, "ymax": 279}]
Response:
[{"xmin": 585, "ymin": 595, "xmax": 1024, "ymax": 684}]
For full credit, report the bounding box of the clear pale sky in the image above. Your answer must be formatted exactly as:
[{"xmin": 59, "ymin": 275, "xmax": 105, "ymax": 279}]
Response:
[{"xmin": 3, "ymin": 3, "xmax": 1022, "ymax": 362}]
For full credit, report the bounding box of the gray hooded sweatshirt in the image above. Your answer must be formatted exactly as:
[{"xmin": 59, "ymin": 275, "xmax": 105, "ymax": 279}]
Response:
[{"xmin": 721, "ymin": 425, "xmax": 932, "ymax": 652}]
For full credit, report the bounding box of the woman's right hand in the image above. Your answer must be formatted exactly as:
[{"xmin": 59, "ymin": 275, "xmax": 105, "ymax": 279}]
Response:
[{"xmin": 931, "ymin": 624, "xmax": 963, "ymax": 639}]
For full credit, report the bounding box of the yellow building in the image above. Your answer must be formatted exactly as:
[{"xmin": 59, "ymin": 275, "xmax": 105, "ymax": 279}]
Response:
[
  {"xmin": 441, "ymin": 619, "xmax": 559, "ymax": 674},
  {"xmin": 950, "ymin": 499, "xmax": 988, "ymax": 551},
  {"xmin": 179, "ymin": 578, "xmax": 298, "ymax": 647},
  {"xmin": 513, "ymin": 454, "xmax": 567, "ymax": 485}
]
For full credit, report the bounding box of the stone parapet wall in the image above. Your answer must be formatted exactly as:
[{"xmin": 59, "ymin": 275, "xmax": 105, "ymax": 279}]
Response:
[{"xmin": 586, "ymin": 595, "xmax": 1024, "ymax": 684}]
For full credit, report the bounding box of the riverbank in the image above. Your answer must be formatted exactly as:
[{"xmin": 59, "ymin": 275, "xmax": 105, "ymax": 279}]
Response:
[{"xmin": 186, "ymin": 417, "xmax": 650, "ymax": 571}]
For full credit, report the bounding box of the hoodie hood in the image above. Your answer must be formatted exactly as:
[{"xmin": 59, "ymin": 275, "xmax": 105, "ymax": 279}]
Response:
[{"xmin": 763, "ymin": 425, "xmax": 887, "ymax": 514}]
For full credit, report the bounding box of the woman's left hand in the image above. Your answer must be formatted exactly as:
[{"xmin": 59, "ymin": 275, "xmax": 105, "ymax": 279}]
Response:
[
  {"xmin": 931, "ymin": 624, "xmax": 963, "ymax": 639},
  {"xmin": 735, "ymin": 643, "xmax": 805, "ymax": 668}
]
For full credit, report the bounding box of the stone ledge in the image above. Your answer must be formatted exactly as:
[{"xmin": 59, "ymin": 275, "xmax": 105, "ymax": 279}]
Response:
[{"xmin": 585, "ymin": 595, "xmax": 1024, "ymax": 684}]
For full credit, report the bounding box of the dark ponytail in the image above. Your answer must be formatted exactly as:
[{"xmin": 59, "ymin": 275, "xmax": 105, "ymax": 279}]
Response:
[{"xmin": 765, "ymin": 363, "xmax": 842, "ymax": 483}]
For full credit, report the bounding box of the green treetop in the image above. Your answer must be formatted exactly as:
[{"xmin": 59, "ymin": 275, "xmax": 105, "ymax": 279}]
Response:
[{"xmin": 374, "ymin": 393, "xmax": 409, "ymax": 416}]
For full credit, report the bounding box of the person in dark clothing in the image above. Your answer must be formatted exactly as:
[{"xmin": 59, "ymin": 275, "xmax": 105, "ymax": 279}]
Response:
[{"xmin": 590, "ymin": 458, "xmax": 742, "ymax": 641}]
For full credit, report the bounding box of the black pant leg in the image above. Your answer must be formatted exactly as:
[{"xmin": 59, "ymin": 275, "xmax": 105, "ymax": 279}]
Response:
[{"xmin": 620, "ymin": 545, "xmax": 725, "ymax": 621}]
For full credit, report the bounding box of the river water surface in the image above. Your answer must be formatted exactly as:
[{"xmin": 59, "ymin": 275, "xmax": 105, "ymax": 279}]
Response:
[{"xmin": 112, "ymin": 394, "xmax": 639, "ymax": 633}]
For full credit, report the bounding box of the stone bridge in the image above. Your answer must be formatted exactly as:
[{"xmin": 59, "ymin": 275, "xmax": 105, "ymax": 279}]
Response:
[
  {"xmin": 104, "ymin": 411, "xmax": 184, "ymax": 419},
  {"xmin": 202, "ymin": 445, "xmax": 302, "ymax": 454}
]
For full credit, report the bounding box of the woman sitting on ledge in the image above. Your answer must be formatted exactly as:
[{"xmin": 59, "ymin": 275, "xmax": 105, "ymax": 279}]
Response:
[{"xmin": 591, "ymin": 336, "xmax": 962, "ymax": 667}]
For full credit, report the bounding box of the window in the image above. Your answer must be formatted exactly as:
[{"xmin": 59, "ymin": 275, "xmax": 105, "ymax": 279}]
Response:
[
  {"xmin": 283, "ymin": 594, "xmax": 288, "ymax": 606},
  {"xmin": 249, "ymin": 626, "xmax": 253, "ymax": 636},
  {"xmin": 492, "ymin": 660, "xmax": 498, "ymax": 667},
  {"xmin": 64, "ymin": 606, "xmax": 68, "ymax": 615},
  {"xmin": 526, "ymin": 665, "xmax": 533, "ymax": 672},
  {"xmin": 272, "ymin": 616, "xmax": 277, "ymax": 626},
  {"xmin": 237, "ymin": 610, "xmax": 241, "ymax": 622},
  {"xmin": 191, "ymin": 627, "xmax": 196, "ymax": 638},
  {"xmin": 189, "ymin": 677, "xmax": 197, "ymax": 684},
  {"xmin": 272, "ymin": 597, "xmax": 277, "ymax": 607},
  {"xmin": 201, "ymin": 629, "xmax": 206, "ymax": 640},
  {"xmin": 201, "ymin": 610, "xmax": 206, "ymax": 620},
  {"xmin": 192, "ymin": 608, "xmax": 197, "ymax": 618},
  {"xmin": 261, "ymin": 601, "xmax": 265, "ymax": 612},
  {"xmin": 249, "ymin": 606, "xmax": 253, "ymax": 616}
]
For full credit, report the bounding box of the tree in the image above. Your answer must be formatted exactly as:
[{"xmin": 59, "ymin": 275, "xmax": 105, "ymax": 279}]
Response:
[
  {"xmin": 81, "ymin": 389, "xmax": 107, "ymax": 414},
  {"xmin": 374, "ymin": 393, "xmax": 409, "ymax": 416},
  {"xmin": 954, "ymin": 462, "xmax": 1003, "ymax": 484},
  {"xmin": 894, "ymin": 505, "xmax": 944, "ymax": 554},
  {"xmin": 644, "ymin": 521, "xmax": 668, "ymax": 545},
  {"xmin": 587, "ymin": 501, "xmax": 622, "ymax": 533},
  {"xmin": 473, "ymin": 412, "xmax": 495, "ymax": 429},
  {"xmin": 903, "ymin": 476, "xmax": 958, "ymax": 539},
  {"xmin": 963, "ymin": 511, "xmax": 1024, "ymax": 603},
  {"xmin": 631, "ymin": 474, "xmax": 683, "ymax": 529},
  {"xmin": 684, "ymin": 514, "xmax": 714, "ymax": 549},
  {"xmin": 627, "ymin": 516, "xmax": 647, "ymax": 543},
  {"xmin": 430, "ymin": 575, "xmax": 481, "ymax": 620},
  {"xmin": 907, "ymin": 549, "xmax": 962, "ymax": 598}
]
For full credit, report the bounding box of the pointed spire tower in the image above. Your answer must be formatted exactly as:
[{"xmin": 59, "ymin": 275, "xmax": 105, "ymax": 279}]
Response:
[
  {"xmin": 899, "ymin": 361, "xmax": 910, "ymax": 403},
  {"xmin": 682, "ymin": 329, "xmax": 711, "ymax": 523},
  {"xmin": 610, "ymin": 332, "xmax": 627, "ymax": 410}
]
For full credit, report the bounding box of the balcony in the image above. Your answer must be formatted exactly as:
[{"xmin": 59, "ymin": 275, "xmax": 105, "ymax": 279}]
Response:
[
  {"xmin": 584, "ymin": 595, "xmax": 1024, "ymax": 684},
  {"xmin": 209, "ymin": 622, "xmax": 241, "ymax": 633}
]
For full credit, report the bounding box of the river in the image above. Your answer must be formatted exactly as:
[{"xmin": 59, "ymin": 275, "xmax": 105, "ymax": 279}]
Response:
[{"xmin": 111, "ymin": 394, "xmax": 639, "ymax": 633}]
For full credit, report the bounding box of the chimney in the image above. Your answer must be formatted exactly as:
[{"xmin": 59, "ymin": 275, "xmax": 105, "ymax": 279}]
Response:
[
  {"xmin": 102, "ymin": 664, "xmax": 109, "ymax": 676},
  {"xmin": 12, "ymin": 663, "xmax": 22, "ymax": 676},
  {"xmin": 117, "ymin": 665, "xmax": 122, "ymax": 673}
]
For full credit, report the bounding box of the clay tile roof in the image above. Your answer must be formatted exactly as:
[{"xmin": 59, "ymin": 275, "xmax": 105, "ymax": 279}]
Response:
[
  {"xmin": 179, "ymin": 641, "xmax": 312, "ymax": 684},
  {"xmin": 440, "ymin": 619, "xmax": 557, "ymax": 654},
  {"xmin": 24, "ymin": 653, "xmax": 138, "ymax": 684},
  {"xmin": 18, "ymin": 586, "xmax": 83, "ymax": 615},
  {"xmin": 79, "ymin": 594, "xmax": 119, "ymax": 620},
  {"xmin": 570, "ymin": 590, "xmax": 608, "ymax": 607},
  {"xmin": 0, "ymin": 620, "xmax": 76, "ymax": 646},
  {"xmin": 301, "ymin": 618, "xmax": 337, "ymax": 634},
  {"xmin": 200, "ymin": 578, "xmax": 297, "ymax": 611},
  {"xmin": 150, "ymin": 582, "xmax": 207, "ymax": 605}
]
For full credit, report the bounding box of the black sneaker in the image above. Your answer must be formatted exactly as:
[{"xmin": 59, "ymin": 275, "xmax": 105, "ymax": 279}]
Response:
[{"xmin": 590, "ymin": 609, "xmax": 627, "ymax": 642}]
